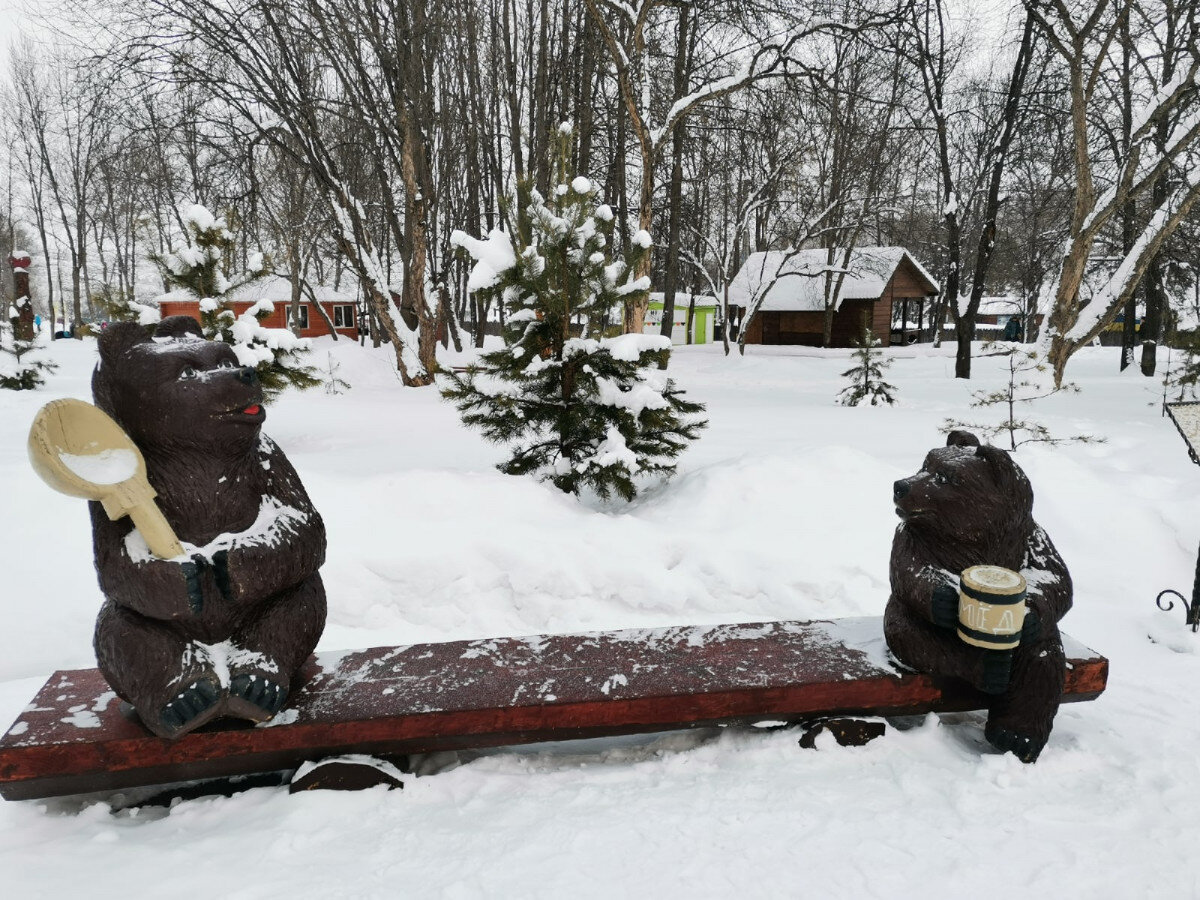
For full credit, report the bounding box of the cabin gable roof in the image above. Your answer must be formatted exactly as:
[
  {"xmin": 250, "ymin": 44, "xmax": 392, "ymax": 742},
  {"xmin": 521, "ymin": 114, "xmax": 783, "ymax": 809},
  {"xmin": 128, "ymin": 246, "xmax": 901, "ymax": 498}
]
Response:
[{"xmin": 727, "ymin": 247, "xmax": 939, "ymax": 313}]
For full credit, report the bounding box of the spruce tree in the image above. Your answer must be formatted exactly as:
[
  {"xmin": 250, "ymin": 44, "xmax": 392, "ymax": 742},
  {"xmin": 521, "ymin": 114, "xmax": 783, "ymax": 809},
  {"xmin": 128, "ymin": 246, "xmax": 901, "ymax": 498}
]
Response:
[
  {"xmin": 152, "ymin": 204, "xmax": 319, "ymax": 399},
  {"xmin": 442, "ymin": 125, "xmax": 706, "ymax": 501},
  {"xmin": 837, "ymin": 325, "xmax": 897, "ymax": 406}
]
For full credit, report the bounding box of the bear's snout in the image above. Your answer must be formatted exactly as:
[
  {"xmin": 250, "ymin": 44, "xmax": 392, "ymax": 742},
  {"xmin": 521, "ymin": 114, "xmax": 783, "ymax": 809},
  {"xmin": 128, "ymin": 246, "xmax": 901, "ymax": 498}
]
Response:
[
  {"xmin": 234, "ymin": 366, "xmax": 258, "ymax": 386},
  {"xmin": 893, "ymin": 478, "xmax": 912, "ymax": 503}
]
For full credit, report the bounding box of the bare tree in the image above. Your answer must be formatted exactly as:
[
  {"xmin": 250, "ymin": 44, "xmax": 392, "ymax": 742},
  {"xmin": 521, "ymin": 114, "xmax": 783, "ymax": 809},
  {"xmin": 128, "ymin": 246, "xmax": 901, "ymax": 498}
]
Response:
[
  {"xmin": 582, "ymin": 0, "xmax": 895, "ymax": 335},
  {"xmin": 1025, "ymin": 0, "xmax": 1200, "ymax": 386},
  {"xmin": 904, "ymin": 0, "xmax": 1038, "ymax": 378}
]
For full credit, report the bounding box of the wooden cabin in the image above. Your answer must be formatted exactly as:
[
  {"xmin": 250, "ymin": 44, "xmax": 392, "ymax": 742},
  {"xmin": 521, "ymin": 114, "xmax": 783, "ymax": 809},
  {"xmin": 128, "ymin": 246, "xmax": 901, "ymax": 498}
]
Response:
[
  {"xmin": 727, "ymin": 247, "xmax": 940, "ymax": 348},
  {"xmin": 156, "ymin": 277, "xmax": 360, "ymax": 340}
]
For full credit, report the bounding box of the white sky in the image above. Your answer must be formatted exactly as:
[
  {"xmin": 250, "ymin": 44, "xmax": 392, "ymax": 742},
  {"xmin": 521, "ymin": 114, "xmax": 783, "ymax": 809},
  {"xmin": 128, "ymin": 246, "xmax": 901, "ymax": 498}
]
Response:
[
  {"xmin": 0, "ymin": 0, "xmax": 1023, "ymax": 84},
  {"xmin": 0, "ymin": 0, "xmax": 60, "ymax": 77}
]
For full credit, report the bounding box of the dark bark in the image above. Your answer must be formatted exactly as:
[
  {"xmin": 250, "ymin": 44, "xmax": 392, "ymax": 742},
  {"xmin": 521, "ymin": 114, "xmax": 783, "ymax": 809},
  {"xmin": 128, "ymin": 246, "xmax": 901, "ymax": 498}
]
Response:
[
  {"xmin": 658, "ymin": 3, "xmax": 691, "ymax": 346},
  {"xmin": 958, "ymin": 10, "xmax": 1036, "ymax": 378}
]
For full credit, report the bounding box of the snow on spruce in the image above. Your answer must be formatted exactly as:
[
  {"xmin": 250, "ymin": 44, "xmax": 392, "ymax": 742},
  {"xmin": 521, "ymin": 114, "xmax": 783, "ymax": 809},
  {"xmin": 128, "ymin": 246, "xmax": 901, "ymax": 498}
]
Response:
[
  {"xmin": 150, "ymin": 203, "xmax": 319, "ymax": 398},
  {"xmin": 443, "ymin": 126, "xmax": 704, "ymax": 501}
]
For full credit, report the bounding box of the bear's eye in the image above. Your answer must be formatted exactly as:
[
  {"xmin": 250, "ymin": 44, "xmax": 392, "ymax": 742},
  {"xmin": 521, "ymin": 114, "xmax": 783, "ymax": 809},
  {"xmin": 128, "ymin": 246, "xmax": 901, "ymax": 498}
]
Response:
[
  {"xmin": 933, "ymin": 471, "xmax": 952, "ymax": 486},
  {"xmin": 217, "ymin": 359, "xmax": 235, "ymax": 369},
  {"xmin": 177, "ymin": 366, "xmax": 199, "ymax": 381}
]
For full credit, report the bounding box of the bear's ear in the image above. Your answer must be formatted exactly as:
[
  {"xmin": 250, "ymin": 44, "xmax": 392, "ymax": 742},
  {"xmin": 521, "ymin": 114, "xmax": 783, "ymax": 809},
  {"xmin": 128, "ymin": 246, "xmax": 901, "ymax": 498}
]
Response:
[
  {"xmin": 946, "ymin": 430, "xmax": 981, "ymax": 448},
  {"xmin": 975, "ymin": 444, "xmax": 1030, "ymax": 496},
  {"xmin": 154, "ymin": 315, "xmax": 204, "ymax": 341},
  {"xmin": 96, "ymin": 322, "xmax": 150, "ymax": 369}
]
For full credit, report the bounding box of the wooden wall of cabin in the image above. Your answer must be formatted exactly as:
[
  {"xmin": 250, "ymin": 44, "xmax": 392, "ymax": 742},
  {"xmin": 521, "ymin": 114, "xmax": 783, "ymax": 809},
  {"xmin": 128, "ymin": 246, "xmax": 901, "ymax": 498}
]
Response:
[
  {"xmin": 743, "ymin": 312, "xmax": 763, "ymax": 344},
  {"xmin": 157, "ymin": 299, "xmax": 358, "ymax": 339},
  {"xmin": 872, "ymin": 290, "xmax": 893, "ymax": 345}
]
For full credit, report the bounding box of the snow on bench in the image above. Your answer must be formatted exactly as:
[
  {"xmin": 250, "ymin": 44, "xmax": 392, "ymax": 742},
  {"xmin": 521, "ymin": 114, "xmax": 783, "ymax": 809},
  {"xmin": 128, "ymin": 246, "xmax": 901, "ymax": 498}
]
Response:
[{"xmin": 0, "ymin": 617, "xmax": 1108, "ymax": 800}]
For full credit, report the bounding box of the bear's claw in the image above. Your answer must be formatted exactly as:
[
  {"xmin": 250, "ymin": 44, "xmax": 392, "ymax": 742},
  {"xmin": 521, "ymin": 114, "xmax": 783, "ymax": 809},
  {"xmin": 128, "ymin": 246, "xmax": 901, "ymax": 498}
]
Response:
[
  {"xmin": 985, "ymin": 723, "xmax": 1045, "ymax": 763},
  {"xmin": 230, "ymin": 673, "xmax": 288, "ymax": 718},
  {"xmin": 158, "ymin": 675, "xmax": 221, "ymax": 736}
]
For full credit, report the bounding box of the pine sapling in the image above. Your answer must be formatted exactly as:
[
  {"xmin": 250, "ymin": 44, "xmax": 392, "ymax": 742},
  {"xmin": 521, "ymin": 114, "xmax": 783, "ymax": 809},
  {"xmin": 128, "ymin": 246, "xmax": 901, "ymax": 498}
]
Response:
[
  {"xmin": 837, "ymin": 325, "xmax": 897, "ymax": 406},
  {"xmin": 943, "ymin": 341, "xmax": 1101, "ymax": 450},
  {"xmin": 324, "ymin": 353, "xmax": 351, "ymax": 395},
  {"xmin": 442, "ymin": 123, "xmax": 706, "ymax": 501}
]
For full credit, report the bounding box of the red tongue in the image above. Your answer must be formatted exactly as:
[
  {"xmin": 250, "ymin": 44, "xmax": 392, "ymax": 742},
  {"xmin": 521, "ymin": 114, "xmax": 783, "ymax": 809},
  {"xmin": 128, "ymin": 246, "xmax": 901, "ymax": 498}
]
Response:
[{"xmin": 243, "ymin": 404, "xmax": 261, "ymax": 415}]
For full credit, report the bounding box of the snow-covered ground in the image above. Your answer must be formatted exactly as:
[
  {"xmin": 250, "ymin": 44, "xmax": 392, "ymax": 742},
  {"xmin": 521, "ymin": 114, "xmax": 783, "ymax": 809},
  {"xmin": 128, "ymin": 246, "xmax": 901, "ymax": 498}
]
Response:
[{"xmin": 1, "ymin": 336, "xmax": 1198, "ymax": 898}]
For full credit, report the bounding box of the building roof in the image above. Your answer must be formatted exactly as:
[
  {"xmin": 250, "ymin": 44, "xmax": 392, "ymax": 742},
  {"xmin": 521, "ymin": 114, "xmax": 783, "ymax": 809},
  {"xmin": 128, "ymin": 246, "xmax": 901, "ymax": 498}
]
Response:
[
  {"xmin": 648, "ymin": 292, "xmax": 717, "ymax": 309},
  {"xmin": 977, "ymin": 295, "xmax": 1024, "ymax": 317},
  {"xmin": 727, "ymin": 247, "xmax": 939, "ymax": 313},
  {"xmin": 154, "ymin": 276, "xmax": 360, "ymax": 308}
]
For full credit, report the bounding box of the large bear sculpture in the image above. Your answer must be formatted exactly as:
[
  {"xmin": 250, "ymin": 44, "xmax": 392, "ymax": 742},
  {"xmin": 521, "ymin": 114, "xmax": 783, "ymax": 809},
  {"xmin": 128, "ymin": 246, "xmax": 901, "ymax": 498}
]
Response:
[
  {"xmin": 89, "ymin": 317, "xmax": 326, "ymax": 739},
  {"xmin": 886, "ymin": 431, "xmax": 1072, "ymax": 762}
]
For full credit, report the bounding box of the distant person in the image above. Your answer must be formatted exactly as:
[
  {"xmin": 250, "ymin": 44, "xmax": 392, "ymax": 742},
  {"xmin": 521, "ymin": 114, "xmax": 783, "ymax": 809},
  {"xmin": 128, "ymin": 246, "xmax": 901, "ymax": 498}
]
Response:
[
  {"xmin": 34, "ymin": 314, "xmax": 41, "ymax": 330},
  {"xmin": 1003, "ymin": 317, "xmax": 1021, "ymax": 342}
]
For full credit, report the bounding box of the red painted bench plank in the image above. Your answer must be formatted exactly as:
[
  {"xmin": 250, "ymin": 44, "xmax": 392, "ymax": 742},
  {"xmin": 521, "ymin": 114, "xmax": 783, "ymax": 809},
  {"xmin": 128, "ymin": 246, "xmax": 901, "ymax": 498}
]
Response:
[{"xmin": 0, "ymin": 617, "xmax": 1108, "ymax": 800}]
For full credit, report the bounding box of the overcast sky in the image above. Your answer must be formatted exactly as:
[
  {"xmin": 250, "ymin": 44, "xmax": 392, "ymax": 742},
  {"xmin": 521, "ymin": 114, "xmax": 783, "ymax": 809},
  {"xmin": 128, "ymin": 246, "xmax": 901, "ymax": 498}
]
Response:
[
  {"xmin": 0, "ymin": 0, "xmax": 1023, "ymax": 84},
  {"xmin": 0, "ymin": 0, "xmax": 66, "ymax": 77}
]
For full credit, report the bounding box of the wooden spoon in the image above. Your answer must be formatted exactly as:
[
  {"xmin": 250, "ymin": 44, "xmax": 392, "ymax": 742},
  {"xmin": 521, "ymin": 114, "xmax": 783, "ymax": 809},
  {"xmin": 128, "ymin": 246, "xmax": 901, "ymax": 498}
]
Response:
[{"xmin": 28, "ymin": 398, "xmax": 184, "ymax": 559}]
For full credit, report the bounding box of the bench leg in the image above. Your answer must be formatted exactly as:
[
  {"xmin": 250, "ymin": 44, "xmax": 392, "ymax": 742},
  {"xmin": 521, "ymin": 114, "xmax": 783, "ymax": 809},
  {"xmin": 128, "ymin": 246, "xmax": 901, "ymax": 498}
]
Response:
[
  {"xmin": 289, "ymin": 756, "xmax": 405, "ymax": 793},
  {"xmin": 798, "ymin": 718, "xmax": 887, "ymax": 749}
]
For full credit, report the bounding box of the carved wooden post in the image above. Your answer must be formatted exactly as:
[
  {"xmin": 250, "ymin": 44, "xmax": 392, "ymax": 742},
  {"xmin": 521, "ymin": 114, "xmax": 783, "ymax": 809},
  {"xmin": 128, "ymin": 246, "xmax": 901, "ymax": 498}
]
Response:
[{"xmin": 11, "ymin": 252, "xmax": 33, "ymax": 342}]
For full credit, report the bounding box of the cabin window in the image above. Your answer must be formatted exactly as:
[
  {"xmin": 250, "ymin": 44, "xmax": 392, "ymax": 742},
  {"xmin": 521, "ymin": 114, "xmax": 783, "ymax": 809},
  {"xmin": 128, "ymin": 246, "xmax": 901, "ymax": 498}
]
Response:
[
  {"xmin": 333, "ymin": 304, "xmax": 355, "ymax": 328},
  {"xmin": 288, "ymin": 305, "xmax": 310, "ymax": 330}
]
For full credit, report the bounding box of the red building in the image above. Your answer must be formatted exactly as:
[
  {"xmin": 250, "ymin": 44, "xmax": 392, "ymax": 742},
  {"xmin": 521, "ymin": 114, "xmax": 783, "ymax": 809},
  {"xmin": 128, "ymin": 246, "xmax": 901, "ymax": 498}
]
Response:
[{"xmin": 156, "ymin": 277, "xmax": 360, "ymax": 340}]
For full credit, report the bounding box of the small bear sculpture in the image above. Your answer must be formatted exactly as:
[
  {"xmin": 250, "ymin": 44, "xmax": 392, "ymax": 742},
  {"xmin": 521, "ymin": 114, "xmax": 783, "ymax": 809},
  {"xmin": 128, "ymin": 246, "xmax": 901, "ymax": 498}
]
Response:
[
  {"xmin": 886, "ymin": 430, "xmax": 1072, "ymax": 762},
  {"xmin": 89, "ymin": 317, "xmax": 326, "ymax": 739}
]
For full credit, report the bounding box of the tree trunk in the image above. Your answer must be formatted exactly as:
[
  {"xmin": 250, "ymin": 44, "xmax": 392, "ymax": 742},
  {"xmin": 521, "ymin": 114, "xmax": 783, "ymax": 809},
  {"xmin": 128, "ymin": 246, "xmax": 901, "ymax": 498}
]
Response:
[
  {"xmin": 658, "ymin": 4, "xmax": 690, "ymax": 348},
  {"xmin": 1141, "ymin": 16, "xmax": 1177, "ymax": 378},
  {"xmin": 1118, "ymin": 11, "xmax": 1137, "ymax": 372},
  {"xmin": 958, "ymin": 9, "xmax": 1035, "ymax": 378}
]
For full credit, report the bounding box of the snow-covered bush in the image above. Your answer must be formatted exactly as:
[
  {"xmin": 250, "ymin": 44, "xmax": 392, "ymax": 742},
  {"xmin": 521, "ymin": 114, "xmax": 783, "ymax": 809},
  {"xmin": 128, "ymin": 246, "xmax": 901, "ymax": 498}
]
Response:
[
  {"xmin": 152, "ymin": 204, "xmax": 318, "ymax": 398},
  {"xmin": 0, "ymin": 302, "xmax": 55, "ymax": 390},
  {"xmin": 442, "ymin": 125, "xmax": 706, "ymax": 501}
]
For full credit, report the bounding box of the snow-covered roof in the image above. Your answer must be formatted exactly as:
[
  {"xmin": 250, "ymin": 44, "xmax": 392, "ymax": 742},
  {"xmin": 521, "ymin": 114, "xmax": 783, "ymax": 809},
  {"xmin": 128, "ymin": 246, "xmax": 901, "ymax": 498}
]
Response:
[
  {"xmin": 153, "ymin": 276, "xmax": 360, "ymax": 308},
  {"xmin": 978, "ymin": 295, "xmax": 1025, "ymax": 317},
  {"xmin": 727, "ymin": 247, "xmax": 939, "ymax": 313},
  {"xmin": 648, "ymin": 292, "xmax": 717, "ymax": 308},
  {"xmin": 229, "ymin": 276, "xmax": 360, "ymax": 305}
]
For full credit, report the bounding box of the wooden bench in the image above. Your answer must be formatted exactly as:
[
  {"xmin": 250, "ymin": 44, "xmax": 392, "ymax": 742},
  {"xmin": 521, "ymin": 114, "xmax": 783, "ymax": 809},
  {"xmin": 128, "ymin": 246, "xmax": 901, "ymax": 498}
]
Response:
[{"xmin": 0, "ymin": 617, "xmax": 1108, "ymax": 800}]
